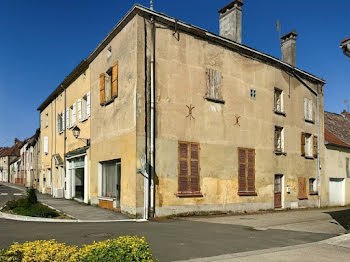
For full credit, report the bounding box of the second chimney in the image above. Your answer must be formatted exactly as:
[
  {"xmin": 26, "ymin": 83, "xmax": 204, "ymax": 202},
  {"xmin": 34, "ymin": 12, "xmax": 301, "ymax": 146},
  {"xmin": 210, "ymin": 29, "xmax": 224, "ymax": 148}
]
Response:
[
  {"xmin": 280, "ymin": 30, "xmax": 298, "ymax": 66},
  {"xmin": 219, "ymin": 0, "xmax": 244, "ymax": 43}
]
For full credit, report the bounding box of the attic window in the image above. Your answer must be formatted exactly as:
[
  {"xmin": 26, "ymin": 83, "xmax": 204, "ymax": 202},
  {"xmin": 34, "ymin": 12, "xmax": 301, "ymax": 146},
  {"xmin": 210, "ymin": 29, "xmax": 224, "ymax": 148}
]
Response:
[
  {"xmin": 107, "ymin": 46, "xmax": 112, "ymax": 59},
  {"xmin": 250, "ymin": 89, "xmax": 256, "ymax": 99},
  {"xmin": 205, "ymin": 68, "xmax": 224, "ymax": 103}
]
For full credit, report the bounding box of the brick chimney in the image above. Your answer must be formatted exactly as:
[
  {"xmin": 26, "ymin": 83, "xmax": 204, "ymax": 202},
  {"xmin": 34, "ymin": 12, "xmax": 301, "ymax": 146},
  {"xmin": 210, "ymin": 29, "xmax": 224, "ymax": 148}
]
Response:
[
  {"xmin": 280, "ymin": 30, "xmax": 298, "ymax": 66},
  {"xmin": 219, "ymin": 0, "xmax": 244, "ymax": 43},
  {"xmin": 14, "ymin": 138, "xmax": 20, "ymax": 144},
  {"xmin": 342, "ymin": 110, "xmax": 350, "ymax": 120}
]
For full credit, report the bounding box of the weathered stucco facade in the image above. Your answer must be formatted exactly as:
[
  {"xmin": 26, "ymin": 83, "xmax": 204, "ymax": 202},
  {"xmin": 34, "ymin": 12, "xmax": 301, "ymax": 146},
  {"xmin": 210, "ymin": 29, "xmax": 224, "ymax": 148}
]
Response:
[{"xmin": 36, "ymin": 3, "xmax": 326, "ymax": 218}]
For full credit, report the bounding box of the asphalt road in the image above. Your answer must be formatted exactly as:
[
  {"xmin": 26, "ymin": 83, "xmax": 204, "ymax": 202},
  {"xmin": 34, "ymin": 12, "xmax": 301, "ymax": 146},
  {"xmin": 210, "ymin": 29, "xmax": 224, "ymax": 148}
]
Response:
[
  {"xmin": 0, "ymin": 183, "xmax": 25, "ymax": 207},
  {"xmin": 0, "ymin": 184, "xmax": 338, "ymax": 261}
]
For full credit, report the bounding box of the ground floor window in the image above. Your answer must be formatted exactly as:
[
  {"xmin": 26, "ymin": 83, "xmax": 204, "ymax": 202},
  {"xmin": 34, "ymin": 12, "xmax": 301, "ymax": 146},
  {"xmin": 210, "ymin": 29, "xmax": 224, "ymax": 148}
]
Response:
[
  {"xmin": 238, "ymin": 148, "xmax": 257, "ymax": 196},
  {"xmin": 101, "ymin": 160, "xmax": 121, "ymax": 198},
  {"xmin": 298, "ymin": 177, "xmax": 308, "ymax": 199},
  {"xmin": 309, "ymin": 178, "xmax": 317, "ymax": 194}
]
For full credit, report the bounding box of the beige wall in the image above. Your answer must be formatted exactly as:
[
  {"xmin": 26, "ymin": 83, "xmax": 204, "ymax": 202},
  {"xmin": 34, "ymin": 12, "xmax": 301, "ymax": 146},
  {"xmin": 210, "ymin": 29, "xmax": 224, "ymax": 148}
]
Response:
[
  {"xmin": 40, "ymin": 68, "xmax": 91, "ymax": 195},
  {"xmin": 90, "ymin": 16, "xmax": 139, "ymax": 215},
  {"xmin": 324, "ymin": 145, "xmax": 350, "ymax": 205},
  {"xmin": 135, "ymin": 20, "xmax": 325, "ymax": 216}
]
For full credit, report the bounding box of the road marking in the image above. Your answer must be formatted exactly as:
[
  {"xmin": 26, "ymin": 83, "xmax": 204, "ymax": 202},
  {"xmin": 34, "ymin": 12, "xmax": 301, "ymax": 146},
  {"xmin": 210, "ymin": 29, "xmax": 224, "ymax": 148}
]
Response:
[
  {"xmin": 13, "ymin": 193, "xmax": 23, "ymax": 196},
  {"xmin": 0, "ymin": 193, "xmax": 8, "ymax": 196}
]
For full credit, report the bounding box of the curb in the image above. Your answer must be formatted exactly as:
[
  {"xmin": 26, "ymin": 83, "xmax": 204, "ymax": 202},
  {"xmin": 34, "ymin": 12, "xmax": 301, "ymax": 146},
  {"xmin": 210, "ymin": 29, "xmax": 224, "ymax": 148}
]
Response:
[
  {"xmin": 0, "ymin": 211, "xmax": 144, "ymax": 223},
  {"xmin": 172, "ymin": 234, "xmax": 350, "ymax": 262}
]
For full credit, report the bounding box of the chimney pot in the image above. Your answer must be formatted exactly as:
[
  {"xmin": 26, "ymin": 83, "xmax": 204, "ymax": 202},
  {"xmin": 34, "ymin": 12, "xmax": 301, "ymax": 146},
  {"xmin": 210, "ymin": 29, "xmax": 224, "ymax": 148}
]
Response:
[
  {"xmin": 280, "ymin": 30, "xmax": 298, "ymax": 66},
  {"xmin": 219, "ymin": 0, "xmax": 244, "ymax": 43}
]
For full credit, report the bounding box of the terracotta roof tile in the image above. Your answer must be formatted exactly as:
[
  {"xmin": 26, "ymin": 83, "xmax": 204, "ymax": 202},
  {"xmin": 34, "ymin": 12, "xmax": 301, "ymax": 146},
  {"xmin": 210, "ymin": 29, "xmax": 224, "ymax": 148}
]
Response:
[{"xmin": 324, "ymin": 111, "xmax": 350, "ymax": 148}]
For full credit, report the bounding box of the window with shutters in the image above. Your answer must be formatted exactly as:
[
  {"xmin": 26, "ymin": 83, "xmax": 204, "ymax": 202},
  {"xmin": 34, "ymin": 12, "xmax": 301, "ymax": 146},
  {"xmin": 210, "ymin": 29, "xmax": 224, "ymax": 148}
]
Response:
[
  {"xmin": 79, "ymin": 92, "xmax": 90, "ymax": 122},
  {"xmin": 70, "ymin": 103, "xmax": 76, "ymax": 128},
  {"xmin": 43, "ymin": 136, "xmax": 49, "ymax": 155},
  {"xmin": 304, "ymin": 98, "xmax": 313, "ymax": 123},
  {"xmin": 56, "ymin": 113, "xmax": 63, "ymax": 134},
  {"xmin": 238, "ymin": 148, "xmax": 257, "ymax": 196},
  {"xmin": 100, "ymin": 61, "xmax": 118, "ymax": 106},
  {"xmin": 309, "ymin": 178, "xmax": 317, "ymax": 195},
  {"xmin": 301, "ymin": 133, "xmax": 315, "ymax": 158},
  {"xmin": 274, "ymin": 126, "xmax": 285, "ymax": 154},
  {"xmin": 177, "ymin": 141, "xmax": 202, "ymax": 197},
  {"xmin": 298, "ymin": 177, "xmax": 308, "ymax": 199},
  {"xmin": 274, "ymin": 88, "xmax": 285, "ymax": 115},
  {"xmin": 205, "ymin": 68, "xmax": 224, "ymax": 103}
]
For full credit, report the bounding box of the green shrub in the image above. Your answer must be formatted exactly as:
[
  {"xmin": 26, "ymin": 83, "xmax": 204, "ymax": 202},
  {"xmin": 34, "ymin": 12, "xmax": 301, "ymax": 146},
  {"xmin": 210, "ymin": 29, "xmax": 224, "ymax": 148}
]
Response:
[
  {"xmin": 13, "ymin": 203, "xmax": 59, "ymax": 218},
  {"xmin": 16, "ymin": 198, "xmax": 30, "ymax": 208},
  {"xmin": 27, "ymin": 187, "xmax": 38, "ymax": 205},
  {"xmin": 4, "ymin": 200, "xmax": 17, "ymax": 210},
  {"xmin": 77, "ymin": 236, "xmax": 156, "ymax": 262}
]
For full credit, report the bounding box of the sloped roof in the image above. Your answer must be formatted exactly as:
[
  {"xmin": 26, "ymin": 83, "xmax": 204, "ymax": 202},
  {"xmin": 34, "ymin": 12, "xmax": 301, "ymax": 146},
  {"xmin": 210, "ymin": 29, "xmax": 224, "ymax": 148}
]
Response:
[
  {"xmin": 37, "ymin": 4, "xmax": 326, "ymax": 112},
  {"xmin": 0, "ymin": 140, "xmax": 24, "ymax": 157},
  {"xmin": 324, "ymin": 111, "xmax": 350, "ymax": 148}
]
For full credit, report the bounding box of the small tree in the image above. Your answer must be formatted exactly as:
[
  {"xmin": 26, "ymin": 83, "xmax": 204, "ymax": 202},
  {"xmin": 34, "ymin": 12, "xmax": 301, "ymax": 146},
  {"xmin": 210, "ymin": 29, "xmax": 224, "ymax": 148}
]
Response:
[{"xmin": 27, "ymin": 187, "xmax": 38, "ymax": 205}]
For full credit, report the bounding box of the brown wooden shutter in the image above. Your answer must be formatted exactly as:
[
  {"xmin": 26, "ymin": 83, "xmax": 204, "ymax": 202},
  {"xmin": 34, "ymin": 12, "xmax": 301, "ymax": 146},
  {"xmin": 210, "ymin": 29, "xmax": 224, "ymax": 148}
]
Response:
[
  {"xmin": 112, "ymin": 61, "xmax": 118, "ymax": 98},
  {"xmin": 301, "ymin": 132, "xmax": 306, "ymax": 156},
  {"xmin": 178, "ymin": 142, "xmax": 189, "ymax": 193},
  {"xmin": 238, "ymin": 149, "xmax": 247, "ymax": 192},
  {"xmin": 298, "ymin": 177, "xmax": 307, "ymax": 199},
  {"xmin": 190, "ymin": 143, "xmax": 200, "ymax": 193},
  {"xmin": 99, "ymin": 73, "xmax": 105, "ymax": 105},
  {"xmin": 313, "ymin": 136, "xmax": 318, "ymax": 158},
  {"xmin": 247, "ymin": 149, "xmax": 255, "ymax": 192}
]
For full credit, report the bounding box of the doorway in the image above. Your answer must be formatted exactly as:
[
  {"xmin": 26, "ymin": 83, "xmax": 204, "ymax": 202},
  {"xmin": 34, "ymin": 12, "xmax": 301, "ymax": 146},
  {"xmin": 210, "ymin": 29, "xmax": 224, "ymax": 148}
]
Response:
[
  {"xmin": 329, "ymin": 178, "xmax": 345, "ymax": 206},
  {"xmin": 75, "ymin": 168, "xmax": 84, "ymax": 200},
  {"xmin": 274, "ymin": 175, "xmax": 283, "ymax": 208},
  {"xmin": 100, "ymin": 160, "xmax": 121, "ymax": 209}
]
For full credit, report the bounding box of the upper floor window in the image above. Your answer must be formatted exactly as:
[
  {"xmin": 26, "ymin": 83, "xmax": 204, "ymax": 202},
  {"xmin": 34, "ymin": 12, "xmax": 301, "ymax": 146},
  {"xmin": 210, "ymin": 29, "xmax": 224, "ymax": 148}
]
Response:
[
  {"xmin": 69, "ymin": 103, "xmax": 76, "ymax": 128},
  {"xmin": 301, "ymin": 132, "xmax": 318, "ymax": 158},
  {"xmin": 107, "ymin": 46, "xmax": 112, "ymax": 59},
  {"xmin": 100, "ymin": 61, "xmax": 118, "ymax": 105},
  {"xmin": 304, "ymin": 98, "xmax": 313, "ymax": 122},
  {"xmin": 346, "ymin": 158, "xmax": 350, "ymax": 178},
  {"xmin": 274, "ymin": 126, "xmax": 284, "ymax": 154},
  {"xmin": 78, "ymin": 92, "xmax": 90, "ymax": 121},
  {"xmin": 205, "ymin": 68, "xmax": 224, "ymax": 103},
  {"xmin": 274, "ymin": 88, "xmax": 284, "ymax": 114},
  {"xmin": 43, "ymin": 136, "xmax": 49, "ymax": 155},
  {"xmin": 45, "ymin": 113, "xmax": 49, "ymax": 128}
]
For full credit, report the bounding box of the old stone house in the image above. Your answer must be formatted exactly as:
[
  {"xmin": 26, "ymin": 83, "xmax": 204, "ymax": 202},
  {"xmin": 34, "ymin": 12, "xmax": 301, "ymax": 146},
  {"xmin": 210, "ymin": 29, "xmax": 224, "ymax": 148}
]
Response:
[
  {"xmin": 324, "ymin": 111, "xmax": 350, "ymax": 206},
  {"xmin": 37, "ymin": 1, "xmax": 326, "ymax": 218},
  {"xmin": 0, "ymin": 139, "xmax": 23, "ymax": 183}
]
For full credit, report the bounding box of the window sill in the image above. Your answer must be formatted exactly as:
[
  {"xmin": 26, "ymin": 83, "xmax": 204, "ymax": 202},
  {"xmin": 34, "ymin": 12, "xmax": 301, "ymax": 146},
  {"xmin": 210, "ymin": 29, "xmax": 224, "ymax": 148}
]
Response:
[
  {"xmin": 305, "ymin": 119, "xmax": 314, "ymax": 124},
  {"xmin": 274, "ymin": 151, "xmax": 287, "ymax": 156},
  {"xmin": 204, "ymin": 97, "xmax": 225, "ymax": 104},
  {"xmin": 274, "ymin": 110, "xmax": 286, "ymax": 117},
  {"xmin": 98, "ymin": 197, "xmax": 116, "ymax": 201},
  {"xmin": 101, "ymin": 96, "xmax": 118, "ymax": 107},
  {"xmin": 304, "ymin": 156, "xmax": 315, "ymax": 160},
  {"xmin": 309, "ymin": 192, "xmax": 318, "ymax": 196},
  {"xmin": 298, "ymin": 197, "xmax": 308, "ymax": 200},
  {"xmin": 79, "ymin": 118, "xmax": 88, "ymax": 123},
  {"xmin": 238, "ymin": 191, "xmax": 257, "ymax": 196},
  {"xmin": 176, "ymin": 192, "xmax": 203, "ymax": 198}
]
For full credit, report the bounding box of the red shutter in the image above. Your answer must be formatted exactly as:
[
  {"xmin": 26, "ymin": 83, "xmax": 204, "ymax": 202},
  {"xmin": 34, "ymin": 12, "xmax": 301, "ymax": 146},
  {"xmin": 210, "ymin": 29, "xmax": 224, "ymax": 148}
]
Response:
[
  {"xmin": 238, "ymin": 149, "xmax": 247, "ymax": 192},
  {"xmin": 301, "ymin": 132, "xmax": 306, "ymax": 156},
  {"xmin": 112, "ymin": 61, "xmax": 118, "ymax": 98},
  {"xmin": 100, "ymin": 73, "xmax": 105, "ymax": 105},
  {"xmin": 190, "ymin": 143, "xmax": 200, "ymax": 193},
  {"xmin": 178, "ymin": 142, "xmax": 189, "ymax": 193},
  {"xmin": 247, "ymin": 149, "xmax": 255, "ymax": 192},
  {"xmin": 313, "ymin": 136, "xmax": 318, "ymax": 158}
]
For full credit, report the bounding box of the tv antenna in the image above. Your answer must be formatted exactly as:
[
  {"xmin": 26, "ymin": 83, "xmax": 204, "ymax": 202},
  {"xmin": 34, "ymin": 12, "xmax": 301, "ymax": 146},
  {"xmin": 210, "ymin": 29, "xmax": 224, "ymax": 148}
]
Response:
[
  {"xmin": 276, "ymin": 19, "xmax": 281, "ymax": 42},
  {"xmin": 345, "ymin": 99, "xmax": 349, "ymax": 112}
]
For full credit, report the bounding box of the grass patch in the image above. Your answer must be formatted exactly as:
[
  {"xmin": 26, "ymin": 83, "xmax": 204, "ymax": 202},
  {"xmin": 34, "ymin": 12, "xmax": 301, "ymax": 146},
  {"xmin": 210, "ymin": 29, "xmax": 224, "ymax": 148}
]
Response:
[{"xmin": 2, "ymin": 188, "xmax": 59, "ymax": 218}]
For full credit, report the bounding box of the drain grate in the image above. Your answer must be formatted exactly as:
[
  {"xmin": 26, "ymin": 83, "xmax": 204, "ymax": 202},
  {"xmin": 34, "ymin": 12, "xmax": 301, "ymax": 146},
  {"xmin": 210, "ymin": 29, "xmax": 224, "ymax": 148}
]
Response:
[{"xmin": 86, "ymin": 233, "xmax": 113, "ymax": 238}]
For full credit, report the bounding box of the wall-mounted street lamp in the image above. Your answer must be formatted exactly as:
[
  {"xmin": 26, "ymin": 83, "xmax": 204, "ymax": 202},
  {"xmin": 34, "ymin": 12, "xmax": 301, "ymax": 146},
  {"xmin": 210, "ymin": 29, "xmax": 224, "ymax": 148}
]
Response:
[{"xmin": 72, "ymin": 126, "xmax": 90, "ymax": 146}]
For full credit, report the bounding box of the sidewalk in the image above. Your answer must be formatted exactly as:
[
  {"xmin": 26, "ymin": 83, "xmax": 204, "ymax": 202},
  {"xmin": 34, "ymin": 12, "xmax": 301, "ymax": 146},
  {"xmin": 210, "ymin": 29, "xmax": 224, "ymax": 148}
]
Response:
[
  {"xmin": 1, "ymin": 182, "xmax": 130, "ymax": 221},
  {"xmin": 175, "ymin": 234, "xmax": 350, "ymax": 262}
]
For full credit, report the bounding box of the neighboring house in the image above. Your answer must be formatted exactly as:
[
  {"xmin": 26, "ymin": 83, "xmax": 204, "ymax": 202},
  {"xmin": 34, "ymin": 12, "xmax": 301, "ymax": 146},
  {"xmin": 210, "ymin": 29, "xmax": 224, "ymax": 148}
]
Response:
[
  {"xmin": 0, "ymin": 139, "xmax": 24, "ymax": 183},
  {"xmin": 36, "ymin": 1, "xmax": 326, "ymax": 218},
  {"xmin": 37, "ymin": 62, "xmax": 91, "ymax": 200},
  {"xmin": 9, "ymin": 157, "xmax": 21, "ymax": 184},
  {"xmin": 18, "ymin": 129, "xmax": 41, "ymax": 188},
  {"xmin": 324, "ymin": 111, "xmax": 350, "ymax": 206}
]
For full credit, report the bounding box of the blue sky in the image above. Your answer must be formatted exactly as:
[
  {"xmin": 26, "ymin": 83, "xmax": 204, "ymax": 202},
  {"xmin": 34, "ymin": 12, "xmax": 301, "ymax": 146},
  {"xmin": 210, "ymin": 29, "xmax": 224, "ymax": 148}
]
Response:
[{"xmin": 0, "ymin": 0, "xmax": 349, "ymax": 146}]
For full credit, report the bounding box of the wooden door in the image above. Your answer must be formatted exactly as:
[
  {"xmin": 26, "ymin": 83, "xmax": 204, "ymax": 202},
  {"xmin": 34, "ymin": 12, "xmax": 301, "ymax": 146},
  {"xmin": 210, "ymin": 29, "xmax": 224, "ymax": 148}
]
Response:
[{"xmin": 274, "ymin": 175, "xmax": 283, "ymax": 208}]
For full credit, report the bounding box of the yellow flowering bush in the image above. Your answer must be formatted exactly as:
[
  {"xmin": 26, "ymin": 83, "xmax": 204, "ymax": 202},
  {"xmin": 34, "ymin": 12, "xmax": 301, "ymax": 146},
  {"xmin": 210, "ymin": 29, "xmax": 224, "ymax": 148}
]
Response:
[{"xmin": 0, "ymin": 237, "xmax": 156, "ymax": 262}]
